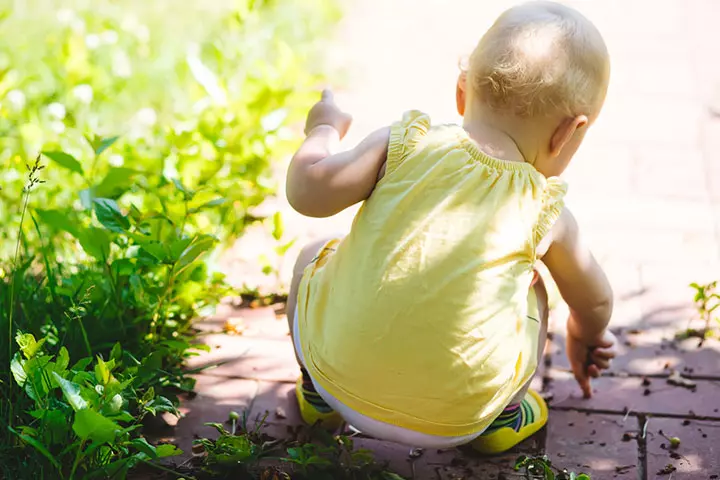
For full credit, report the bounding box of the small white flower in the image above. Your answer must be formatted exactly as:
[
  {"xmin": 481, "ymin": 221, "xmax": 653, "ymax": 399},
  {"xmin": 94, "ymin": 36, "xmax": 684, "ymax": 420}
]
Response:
[
  {"xmin": 100, "ymin": 30, "xmax": 118, "ymax": 45},
  {"xmin": 72, "ymin": 84, "xmax": 93, "ymax": 104},
  {"xmin": 85, "ymin": 33, "xmax": 100, "ymax": 49},
  {"xmin": 108, "ymin": 154, "xmax": 124, "ymax": 167},
  {"xmin": 56, "ymin": 8, "xmax": 75, "ymax": 24},
  {"xmin": 112, "ymin": 50, "xmax": 132, "ymax": 78},
  {"xmin": 135, "ymin": 25, "xmax": 150, "ymax": 43},
  {"xmin": 71, "ymin": 18, "xmax": 85, "ymax": 33},
  {"xmin": 50, "ymin": 121, "xmax": 65, "ymax": 134},
  {"xmin": 6, "ymin": 90, "xmax": 26, "ymax": 109},
  {"xmin": 47, "ymin": 102, "xmax": 66, "ymax": 119},
  {"xmin": 135, "ymin": 107, "xmax": 157, "ymax": 127}
]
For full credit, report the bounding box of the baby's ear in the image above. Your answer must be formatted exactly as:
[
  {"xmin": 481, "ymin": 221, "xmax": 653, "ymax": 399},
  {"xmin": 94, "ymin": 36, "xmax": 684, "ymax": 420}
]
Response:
[
  {"xmin": 549, "ymin": 114, "xmax": 588, "ymax": 157},
  {"xmin": 456, "ymin": 72, "xmax": 467, "ymax": 116}
]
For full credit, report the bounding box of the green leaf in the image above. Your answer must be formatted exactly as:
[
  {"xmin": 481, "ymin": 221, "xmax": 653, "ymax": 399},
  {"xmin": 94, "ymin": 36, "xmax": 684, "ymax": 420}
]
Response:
[
  {"xmin": 73, "ymin": 408, "xmax": 120, "ymax": 444},
  {"xmin": 79, "ymin": 187, "xmax": 96, "ymax": 210},
  {"xmin": 141, "ymin": 386, "xmax": 155, "ymax": 404},
  {"xmin": 109, "ymin": 411, "xmax": 135, "ymax": 423},
  {"xmin": 188, "ymin": 197, "xmax": 226, "ymax": 213},
  {"xmin": 277, "ymin": 239, "xmax": 296, "ymax": 256},
  {"xmin": 71, "ymin": 357, "xmax": 93, "ymax": 371},
  {"xmin": 93, "ymin": 136, "xmax": 120, "ymax": 156},
  {"xmin": 169, "ymin": 237, "xmax": 194, "ymax": 262},
  {"xmin": 10, "ymin": 353, "xmax": 27, "ymax": 387},
  {"xmin": 576, "ymin": 475, "xmax": 591, "ymax": 480},
  {"xmin": 35, "ymin": 209, "xmax": 78, "ymax": 236},
  {"xmin": 153, "ymin": 396, "xmax": 177, "ymax": 415},
  {"xmin": 287, "ymin": 447, "xmax": 303, "ymax": 460},
  {"xmin": 140, "ymin": 242, "xmax": 167, "ymax": 262},
  {"xmin": 95, "ymin": 356, "xmax": 111, "ymax": 385},
  {"xmin": 172, "ymin": 178, "xmax": 191, "ymax": 196},
  {"xmin": 94, "ymin": 198, "xmax": 130, "ymax": 233},
  {"xmin": 272, "ymin": 212, "xmax": 283, "ymax": 241},
  {"xmin": 176, "ymin": 235, "xmax": 216, "ymax": 272},
  {"xmin": 16, "ymin": 332, "xmax": 45, "ymax": 359},
  {"xmin": 52, "ymin": 371, "xmax": 88, "ymax": 411},
  {"xmin": 111, "ymin": 258, "xmax": 134, "ymax": 277},
  {"xmin": 155, "ymin": 444, "xmax": 182, "ymax": 458},
  {"xmin": 382, "ymin": 473, "xmax": 406, "ymax": 480},
  {"xmin": 95, "ymin": 167, "xmax": 137, "ymax": 199},
  {"xmin": 56, "ymin": 346, "xmax": 70, "ymax": 371},
  {"xmin": 110, "ymin": 343, "xmax": 122, "ymax": 363},
  {"xmin": 131, "ymin": 437, "xmax": 157, "ymax": 459},
  {"xmin": 204, "ymin": 423, "xmax": 228, "ymax": 435},
  {"xmin": 42, "ymin": 151, "xmax": 84, "ymax": 176},
  {"xmin": 77, "ymin": 227, "xmax": 112, "ymax": 261},
  {"xmin": 9, "ymin": 427, "xmax": 62, "ymax": 471}
]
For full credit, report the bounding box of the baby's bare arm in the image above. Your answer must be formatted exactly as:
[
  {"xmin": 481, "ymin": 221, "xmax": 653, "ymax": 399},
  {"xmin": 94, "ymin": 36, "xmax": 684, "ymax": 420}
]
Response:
[
  {"xmin": 286, "ymin": 90, "xmax": 390, "ymax": 218},
  {"xmin": 541, "ymin": 207, "xmax": 613, "ymax": 343},
  {"xmin": 287, "ymin": 126, "xmax": 389, "ymax": 218}
]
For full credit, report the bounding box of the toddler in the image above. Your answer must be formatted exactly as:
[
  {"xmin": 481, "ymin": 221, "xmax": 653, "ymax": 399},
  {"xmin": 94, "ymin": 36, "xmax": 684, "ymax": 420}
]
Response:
[{"xmin": 284, "ymin": 1, "xmax": 617, "ymax": 453}]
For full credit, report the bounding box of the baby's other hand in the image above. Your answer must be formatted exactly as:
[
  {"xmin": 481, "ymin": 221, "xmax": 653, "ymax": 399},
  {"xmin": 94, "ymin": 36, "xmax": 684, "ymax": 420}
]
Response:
[
  {"xmin": 566, "ymin": 329, "xmax": 617, "ymax": 398},
  {"xmin": 304, "ymin": 89, "xmax": 353, "ymax": 139}
]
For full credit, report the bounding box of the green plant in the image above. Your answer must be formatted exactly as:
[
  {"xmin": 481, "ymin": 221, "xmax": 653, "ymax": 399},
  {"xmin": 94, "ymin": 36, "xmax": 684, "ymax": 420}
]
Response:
[
  {"xmin": 689, "ymin": 281, "xmax": 719, "ymax": 334},
  {"xmin": 514, "ymin": 455, "xmax": 590, "ymax": 480},
  {"xmin": 192, "ymin": 416, "xmax": 405, "ymax": 480},
  {"xmin": 258, "ymin": 212, "xmax": 296, "ymax": 291},
  {"xmin": 0, "ymin": 0, "xmax": 339, "ymax": 477},
  {"xmin": 0, "ymin": 0, "xmax": 339, "ymax": 256},
  {"xmin": 9, "ymin": 332, "xmax": 182, "ymax": 479}
]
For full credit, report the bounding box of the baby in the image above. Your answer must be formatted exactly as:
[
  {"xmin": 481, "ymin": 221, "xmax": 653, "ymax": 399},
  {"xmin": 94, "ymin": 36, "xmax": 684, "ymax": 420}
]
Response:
[{"xmin": 284, "ymin": 1, "xmax": 617, "ymax": 453}]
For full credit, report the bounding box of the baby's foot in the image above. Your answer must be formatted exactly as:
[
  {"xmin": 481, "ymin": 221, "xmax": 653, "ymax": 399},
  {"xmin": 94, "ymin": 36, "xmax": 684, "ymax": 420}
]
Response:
[
  {"xmin": 295, "ymin": 368, "xmax": 343, "ymax": 429},
  {"xmin": 471, "ymin": 389, "xmax": 548, "ymax": 454}
]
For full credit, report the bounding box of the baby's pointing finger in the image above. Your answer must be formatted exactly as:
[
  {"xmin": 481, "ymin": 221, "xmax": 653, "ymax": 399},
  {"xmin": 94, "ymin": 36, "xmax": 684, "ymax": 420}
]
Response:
[{"xmin": 321, "ymin": 89, "xmax": 334, "ymax": 102}]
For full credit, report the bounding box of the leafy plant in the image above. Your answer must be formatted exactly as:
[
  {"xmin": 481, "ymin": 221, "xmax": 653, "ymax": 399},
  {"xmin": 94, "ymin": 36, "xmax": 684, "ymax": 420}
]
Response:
[
  {"xmin": 258, "ymin": 212, "xmax": 297, "ymax": 291},
  {"xmin": 0, "ymin": 0, "xmax": 339, "ymax": 477},
  {"xmin": 688, "ymin": 281, "xmax": 720, "ymax": 336},
  {"xmin": 514, "ymin": 455, "xmax": 591, "ymax": 480},
  {"xmin": 9, "ymin": 332, "xmax": 182, "ymax": 479},
  {"xmin": 191, "ymin": 415, "xmax": 405, "ymax": 480}
]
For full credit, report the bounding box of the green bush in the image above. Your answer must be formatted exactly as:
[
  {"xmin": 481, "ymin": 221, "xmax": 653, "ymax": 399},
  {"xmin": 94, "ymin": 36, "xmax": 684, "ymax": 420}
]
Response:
[{"xmin": 0, "ymin": 0, "xmax": 339, "ymax": 478}]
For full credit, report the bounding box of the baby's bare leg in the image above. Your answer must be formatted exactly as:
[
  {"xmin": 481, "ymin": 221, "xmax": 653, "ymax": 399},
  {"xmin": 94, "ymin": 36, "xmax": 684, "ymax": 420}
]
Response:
[
  {"xmin": 509, "ymin": 275, "xmax": 549, "ymax": 404},
  {"xmin": 286, "ymin": 237, "xmax": 339, "ymax": 366}
]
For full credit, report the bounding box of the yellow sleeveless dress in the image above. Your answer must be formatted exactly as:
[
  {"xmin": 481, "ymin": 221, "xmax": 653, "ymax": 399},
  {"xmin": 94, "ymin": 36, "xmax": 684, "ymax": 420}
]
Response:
[{"xmin": 297, "ymin": 111, "xmax": 566, "ymax": 437}]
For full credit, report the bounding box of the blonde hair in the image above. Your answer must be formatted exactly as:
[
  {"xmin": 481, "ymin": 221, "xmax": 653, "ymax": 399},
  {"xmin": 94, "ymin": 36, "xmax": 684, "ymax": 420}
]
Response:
[{"xmin": 468, "ymin": 1, "xmax": 610, "ymax": 118}]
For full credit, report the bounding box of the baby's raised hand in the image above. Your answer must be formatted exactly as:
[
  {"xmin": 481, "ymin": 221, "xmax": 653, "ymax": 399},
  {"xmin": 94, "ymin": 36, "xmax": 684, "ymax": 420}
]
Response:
[
  {"xmin": 566, "ymin": 329, "xmax": 617, "ymax": 398},
  {"xmin": 304, "ymin": 89, "xmax": 353, "ymax": 139}
]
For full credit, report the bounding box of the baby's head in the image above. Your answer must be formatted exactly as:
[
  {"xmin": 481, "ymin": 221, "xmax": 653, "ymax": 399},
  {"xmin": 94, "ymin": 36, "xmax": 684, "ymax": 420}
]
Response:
[{"xmin": 458, "ymin": 1, "xmax": 610, "ymax": 176}]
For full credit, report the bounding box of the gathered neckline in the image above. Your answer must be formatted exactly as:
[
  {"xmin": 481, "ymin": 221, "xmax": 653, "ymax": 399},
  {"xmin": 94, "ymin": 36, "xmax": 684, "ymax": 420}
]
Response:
[{"xmin": 451, "ymin": 125, "xmax": 539, "ymax": 173}]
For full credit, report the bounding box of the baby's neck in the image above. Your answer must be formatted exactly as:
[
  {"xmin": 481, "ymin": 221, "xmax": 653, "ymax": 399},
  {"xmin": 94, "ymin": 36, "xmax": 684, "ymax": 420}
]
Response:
[{"xmin": 462, "ymin": 106, "xmax": 543, "ymax": 165}]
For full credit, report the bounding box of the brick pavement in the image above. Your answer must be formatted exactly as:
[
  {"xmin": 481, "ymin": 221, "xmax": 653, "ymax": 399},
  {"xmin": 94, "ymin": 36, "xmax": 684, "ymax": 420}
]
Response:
[{"xmin": 172, "ymin": 1, "xmax": 720, "ymax": 478}]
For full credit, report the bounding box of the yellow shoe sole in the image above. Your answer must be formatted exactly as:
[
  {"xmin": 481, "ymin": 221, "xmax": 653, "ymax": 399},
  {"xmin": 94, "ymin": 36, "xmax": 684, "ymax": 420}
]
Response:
[
  {"xmin": 471, "ymin": 389, "xmax": 549, "ymax": 455},
  {"xmin": 295, "ymin": 377, "xmax": 343, "ymax": 430}
]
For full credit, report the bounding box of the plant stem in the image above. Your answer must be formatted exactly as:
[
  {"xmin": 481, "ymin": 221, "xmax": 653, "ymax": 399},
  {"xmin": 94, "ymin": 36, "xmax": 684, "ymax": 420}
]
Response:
[
  {"xmin": 9, "ymin": 186, "xmax": 30, "ymax": 353},
  {"xmin": 69, "ymin": 441, "xmax": 86, "ymax": 480},
  {"xmin": 138, "ymin": 458, "xmax": 197, "ymax": 480},
  {"xmin": 78, "ymin": 317, "xmax": 93, "ymax": 358},
  {"xmin": 7, "ymin": 179, "xmax": 32, "ymax": 431}
]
